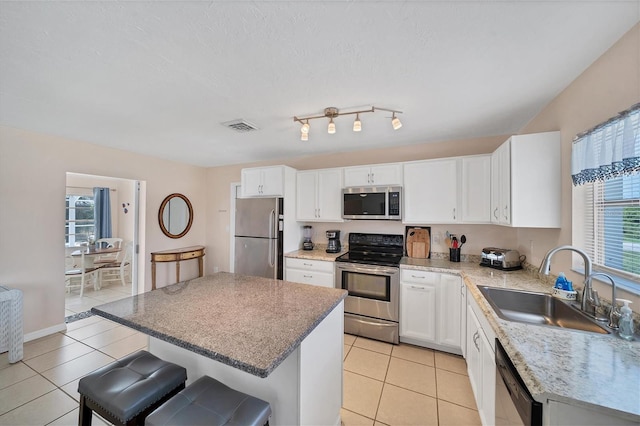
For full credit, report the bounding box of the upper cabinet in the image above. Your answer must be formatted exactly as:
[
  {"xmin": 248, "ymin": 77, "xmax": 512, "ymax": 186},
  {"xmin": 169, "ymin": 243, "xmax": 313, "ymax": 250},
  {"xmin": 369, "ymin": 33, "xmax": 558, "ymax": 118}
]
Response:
[
  {"xmin": 461, "ymin": 155, "xmax": 491, "ymax": 223},
  {"xmin": 343, "ymin": 163, "xmax": 403, "ymax": 187},
  {"xmin": 403, "ymin": 155, "xmax": 491, "ymax": 224},
  {"xmin": 241, "ymin": 166, "xmax": 293, "ymax": 197},
  {"xmin": 491, "ymin": 131, "xmax": 561, "ymax": 228},
  {"xmin": 296, "ymin": 169, "xmax": 344, "ymax": 222}
]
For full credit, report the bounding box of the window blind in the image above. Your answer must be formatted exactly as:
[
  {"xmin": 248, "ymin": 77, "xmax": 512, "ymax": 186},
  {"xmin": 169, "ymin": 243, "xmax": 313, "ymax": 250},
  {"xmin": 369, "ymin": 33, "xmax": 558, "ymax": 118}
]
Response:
[{"xmin": 583, "ymin": 162, "xmax": 640, "ymax": 281}]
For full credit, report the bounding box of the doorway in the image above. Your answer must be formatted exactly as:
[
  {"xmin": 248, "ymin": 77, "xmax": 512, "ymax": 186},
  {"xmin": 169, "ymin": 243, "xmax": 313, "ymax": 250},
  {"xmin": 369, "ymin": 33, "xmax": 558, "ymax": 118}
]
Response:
[{"xmin": 64, "ymin": 172, "xmax": 142, "ymax": 319}]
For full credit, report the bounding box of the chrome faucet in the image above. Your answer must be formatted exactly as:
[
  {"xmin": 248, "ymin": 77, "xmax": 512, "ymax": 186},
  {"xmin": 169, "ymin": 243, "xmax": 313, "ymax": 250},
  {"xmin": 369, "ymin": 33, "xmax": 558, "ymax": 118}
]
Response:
[
  {"xmin": 538, "ymin": 245, "xmax": 599, "ymax": 317},
  {"xmin": 586, "ymin": 272, "xmax": 621, "ymax": 329}
]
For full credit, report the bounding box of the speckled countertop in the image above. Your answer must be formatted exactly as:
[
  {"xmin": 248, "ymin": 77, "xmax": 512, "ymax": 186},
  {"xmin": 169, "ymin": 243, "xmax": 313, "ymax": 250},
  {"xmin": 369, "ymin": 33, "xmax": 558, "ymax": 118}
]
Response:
[
  {"xmin": 285, "ymin": 246, "xmax": 346, "ymax": 261},
  {"xmin": 91, "ymin": 272, "xmax": 347, "ymax": 378},
  {"xmin": 402, "ymin": 258, "xmax": 640, "ymax": 421}
]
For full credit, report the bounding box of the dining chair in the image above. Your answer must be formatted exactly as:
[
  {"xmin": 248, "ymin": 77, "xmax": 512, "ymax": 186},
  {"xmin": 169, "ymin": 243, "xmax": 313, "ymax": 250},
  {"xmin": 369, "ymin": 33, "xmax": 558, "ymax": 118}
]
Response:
[
  {"xmin": 65, "ymin": 252, "xmax": 99, "ymax": 297},
  {"xmin": 98, "ymin": 242, "xmax": 133, "ymax": 288},
  {"xmin": 94, "ymin": 238, "xmax": 123, "ymax": 263}
]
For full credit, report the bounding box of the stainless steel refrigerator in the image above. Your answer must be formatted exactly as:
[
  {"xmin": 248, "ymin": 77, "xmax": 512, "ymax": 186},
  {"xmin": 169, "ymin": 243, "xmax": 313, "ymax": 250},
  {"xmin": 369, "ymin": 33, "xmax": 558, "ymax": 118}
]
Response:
[{"xmin": 234, "ymin": 197, "xmax": 284, "ymax": 279}]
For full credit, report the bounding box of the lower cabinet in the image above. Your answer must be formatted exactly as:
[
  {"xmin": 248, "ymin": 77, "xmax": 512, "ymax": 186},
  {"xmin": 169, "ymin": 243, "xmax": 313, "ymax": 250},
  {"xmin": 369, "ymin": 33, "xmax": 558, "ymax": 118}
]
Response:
[
  {"xmin": 399, "ymin": 268, "xmax": 465, "ymax": 355},
  {"xmin": 466, "ymin": 292, "xmax": 495, "ymax": 426},
  {"xmin": 284, "ymin": 258, "xmax": 334, "ymax": 288}
]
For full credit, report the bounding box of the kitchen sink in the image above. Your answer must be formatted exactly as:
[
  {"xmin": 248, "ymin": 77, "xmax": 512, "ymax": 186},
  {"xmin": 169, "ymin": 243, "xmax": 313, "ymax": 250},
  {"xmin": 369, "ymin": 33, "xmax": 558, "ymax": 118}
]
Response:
[{"xmin": 477, "ymin": 286, "xmax": 610, "ymax": 334}]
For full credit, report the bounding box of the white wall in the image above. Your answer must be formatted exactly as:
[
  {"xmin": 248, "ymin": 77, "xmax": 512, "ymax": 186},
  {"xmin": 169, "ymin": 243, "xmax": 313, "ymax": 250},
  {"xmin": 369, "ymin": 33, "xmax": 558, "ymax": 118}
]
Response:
[{"xmin": 0, "ymin": 126, "xmax": 207, "ymax": 338}]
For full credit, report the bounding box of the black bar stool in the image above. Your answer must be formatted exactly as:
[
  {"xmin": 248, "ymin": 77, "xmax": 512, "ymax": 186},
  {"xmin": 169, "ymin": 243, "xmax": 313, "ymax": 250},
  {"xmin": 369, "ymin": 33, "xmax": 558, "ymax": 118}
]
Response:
[
  {"xmin": 77, "ymin": 350, "xmax": 187, "ymax": 426},
  {"xmin": 146, "ymin": 375, "xmax": 271, "ymax": 426}
]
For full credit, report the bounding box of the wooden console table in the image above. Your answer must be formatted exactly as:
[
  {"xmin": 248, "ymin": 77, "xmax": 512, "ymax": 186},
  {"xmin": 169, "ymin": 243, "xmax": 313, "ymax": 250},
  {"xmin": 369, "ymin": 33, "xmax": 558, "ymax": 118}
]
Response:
[{"xmin": 151, "ymin": 246, "xmax": 205, "ymax": 290}]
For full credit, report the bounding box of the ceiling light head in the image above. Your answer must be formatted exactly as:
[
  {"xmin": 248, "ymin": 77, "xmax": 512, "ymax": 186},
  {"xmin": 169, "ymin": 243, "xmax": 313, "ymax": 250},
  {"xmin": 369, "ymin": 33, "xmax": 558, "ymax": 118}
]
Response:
[
  {"xmin": 301, "ymin": 120, "xmax": 310, "ymax": 134},
  {"xmin": 300, "ymin": 131, "xmax": 308, "ymax": 141},
  {"xmin": 353, "ymin": 114, "xmax": 362, "ymax": 132},
  {"xmin": 328, "ymin": 117, "xmax": 336, "ymax": 134},
  {"xmin": 391, "ymin": 112, "xmax": 402, "ymax": 130}
]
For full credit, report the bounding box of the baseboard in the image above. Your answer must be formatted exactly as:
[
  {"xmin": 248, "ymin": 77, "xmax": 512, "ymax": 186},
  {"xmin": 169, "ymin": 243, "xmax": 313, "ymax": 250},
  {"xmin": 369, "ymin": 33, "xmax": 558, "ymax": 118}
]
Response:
[{"xmin": 24, "ymin": 322, "xmax": 67, "ymax": 343}]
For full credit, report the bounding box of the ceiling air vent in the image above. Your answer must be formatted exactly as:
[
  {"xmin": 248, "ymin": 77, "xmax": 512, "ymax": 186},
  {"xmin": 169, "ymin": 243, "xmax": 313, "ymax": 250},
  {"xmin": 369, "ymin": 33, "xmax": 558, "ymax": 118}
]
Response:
[{"xmin": 221, "ymin": 119, "xmax": 259, "ymax": 133}]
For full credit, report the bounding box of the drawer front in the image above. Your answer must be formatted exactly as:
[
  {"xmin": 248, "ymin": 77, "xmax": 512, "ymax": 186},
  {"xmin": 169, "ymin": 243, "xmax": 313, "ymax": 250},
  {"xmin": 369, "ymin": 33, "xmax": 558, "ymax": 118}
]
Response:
[
  {"xmin": 401, "ymin": 268, "xmax": 440, "ymax": 285},
  {"xmin": 179, "ymin": 249, "xmax": 203, "ymax": 260},
  {"xmin": 285, "ymin": 268, "xmax": 334, "ymax": 288},
  {"xmin": 152, "ymin": 253, "xmax": 178, "ymax": 262},
  {"xmin": 285, "ymin": 257, "xmax": 334, "ymax": 273}
]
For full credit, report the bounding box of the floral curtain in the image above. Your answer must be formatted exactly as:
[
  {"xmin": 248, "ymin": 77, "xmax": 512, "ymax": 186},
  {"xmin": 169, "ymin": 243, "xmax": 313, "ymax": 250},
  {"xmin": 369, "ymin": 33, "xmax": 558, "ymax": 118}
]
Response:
[{"xmin": 571, "ymin": 103, "xmax": 640, "ymax": 186}]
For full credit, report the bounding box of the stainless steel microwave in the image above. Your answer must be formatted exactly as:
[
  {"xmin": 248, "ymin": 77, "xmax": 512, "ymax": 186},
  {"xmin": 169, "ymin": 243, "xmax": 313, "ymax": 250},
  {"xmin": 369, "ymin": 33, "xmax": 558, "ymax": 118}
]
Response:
[{"xmin": 342, "ymin": 186, "xmax": 402, "ymax": 220}]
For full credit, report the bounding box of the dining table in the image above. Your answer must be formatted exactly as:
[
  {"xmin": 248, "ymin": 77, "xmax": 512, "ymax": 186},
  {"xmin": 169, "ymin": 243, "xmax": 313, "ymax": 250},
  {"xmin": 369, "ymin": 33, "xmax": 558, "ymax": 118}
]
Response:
[
  {"xmin": 70, "ymin": 246, "xmax": 121, "ymax": 268},
  {"xmin": 69, "ymin": 246, "xmax": 123, "ymax": 294}
]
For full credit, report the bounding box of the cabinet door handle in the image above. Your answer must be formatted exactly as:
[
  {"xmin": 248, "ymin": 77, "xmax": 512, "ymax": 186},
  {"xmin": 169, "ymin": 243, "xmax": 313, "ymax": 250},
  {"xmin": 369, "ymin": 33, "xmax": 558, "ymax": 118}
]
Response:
[
  {"xmin": 504, "ymin": 205, "xmax": 508, "ymax": 220},
  {"xmin": 460, "ymin": 284, "xmax": 465, "ymax": 296},
  {"xmin": 411, "ymin": 274, "xmax": 425, "ymax": 279},
  {"xmin": 410, "ymin": 285, "xmax": 425, "ymax": 290},
  {"xmin": 473, "ymin": 331, "xmax": 480, "ymax": 351},
  {"xmin": 367, "ymin": 173, "xmax": 371, "ymax": 184},
  {"xmin": 453, "ymin": 208, "xmax": 456, "ymax": 220},
  {"xmin": 317, "ymin": 208, "xmax": 320, "ymax": 218},
  {"xmin": 303, "ymin": 274, "xmax": 313, "ymax": 278},
  {"xmin": 370, "ymin": 172, "xmax": 374, "ymax": 183},
  {"xmin": 303, "ymin": 262, "xmax": 313, "ymax": 266},
  {"xmin": 493, "ymin": 207, "xmax": 499, "ymax": 219}
]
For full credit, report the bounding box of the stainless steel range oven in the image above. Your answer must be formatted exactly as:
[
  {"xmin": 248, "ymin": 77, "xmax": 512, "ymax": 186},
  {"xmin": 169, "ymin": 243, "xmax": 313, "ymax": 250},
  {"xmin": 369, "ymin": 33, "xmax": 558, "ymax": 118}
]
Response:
[{"xmin": 335, "ymin": 233, "xmax": 404, "ymax": 344}]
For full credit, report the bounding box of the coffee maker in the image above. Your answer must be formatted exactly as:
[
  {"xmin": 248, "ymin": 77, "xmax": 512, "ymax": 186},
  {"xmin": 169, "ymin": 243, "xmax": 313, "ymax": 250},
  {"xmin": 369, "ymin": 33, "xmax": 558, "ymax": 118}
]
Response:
[
  {"xmin": 302, "ymin": 225, "xmax": 314, "ymax": 251},
  {"xmin": 326, "ymin": 230, "xmax": 341, "ymax": 253}
]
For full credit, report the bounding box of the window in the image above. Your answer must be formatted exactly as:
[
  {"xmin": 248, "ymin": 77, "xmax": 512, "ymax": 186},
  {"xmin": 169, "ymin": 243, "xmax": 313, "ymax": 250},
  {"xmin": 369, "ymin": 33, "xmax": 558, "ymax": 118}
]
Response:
[
  {"xmin": 573, "ymin": 103, "xmax": 640, "ymax": 292},
  {"xmin": 583, "ymin": 175, "xmax": 640, "ymax": 283},
  {"xmin": 66, "ymin": 195, "xmax": 95, "ymax": 246}
]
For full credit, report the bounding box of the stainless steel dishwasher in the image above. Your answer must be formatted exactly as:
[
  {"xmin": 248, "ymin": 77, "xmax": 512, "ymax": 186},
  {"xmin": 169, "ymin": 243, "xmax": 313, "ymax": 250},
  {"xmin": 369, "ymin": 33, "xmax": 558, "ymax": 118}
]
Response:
[{"xmin": 495, "ymin": 339, "xmax": 543, "ymax": 426}]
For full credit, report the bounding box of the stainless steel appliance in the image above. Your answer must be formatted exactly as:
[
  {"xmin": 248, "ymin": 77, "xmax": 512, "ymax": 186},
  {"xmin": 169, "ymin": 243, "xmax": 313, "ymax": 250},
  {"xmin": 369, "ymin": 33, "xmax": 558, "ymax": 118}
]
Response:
[
  {"xmin": 234, "ymin": 197, "xmax": 284, "ymax": 279},
  {"xmin": 342, "ymin": 186, "xmax": 402, "ymax": 220},
  {"xmin": 495, "ymin": 339, "xmax": 542, "ymax": 426},
  {"xmin": 335, "ymin": 233, "xmax": 404, "ymax": 344},
  {"xmin": 326, "ymin": 229, "xmax": 341, "ymax": 253},
  {"xmin": 480, "ymin": 247, "xmax": 525, "ymax": 271}
]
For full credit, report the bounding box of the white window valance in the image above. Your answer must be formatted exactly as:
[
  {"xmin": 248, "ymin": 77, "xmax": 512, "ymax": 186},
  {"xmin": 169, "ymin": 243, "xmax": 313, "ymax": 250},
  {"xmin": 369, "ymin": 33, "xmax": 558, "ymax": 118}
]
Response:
[{"xmin": 571, "ymin": 103, "xmax": 640, "ymax": 186}]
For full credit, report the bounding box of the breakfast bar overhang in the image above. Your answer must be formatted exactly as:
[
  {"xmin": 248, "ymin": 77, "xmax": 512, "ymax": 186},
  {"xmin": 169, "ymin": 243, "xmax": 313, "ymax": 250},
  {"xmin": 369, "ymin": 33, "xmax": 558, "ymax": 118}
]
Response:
[{"xmin": 91, "ymin": 272, "xmax": 348, "ymax": 426}]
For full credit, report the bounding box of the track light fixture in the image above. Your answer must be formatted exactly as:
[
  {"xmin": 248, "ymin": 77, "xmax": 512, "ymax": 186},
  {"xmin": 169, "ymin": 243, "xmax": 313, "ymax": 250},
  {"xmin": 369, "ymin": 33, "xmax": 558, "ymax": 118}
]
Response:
[
  {"xmin": 353, "ymin": 113, "xmax": 362, "ymax": 132},
  {"xmin": 293, "ymin": 106, "xmax": 402, "ymax": 141},
  {"xmin": 391, "ymin": 112, "xmax": 402, "ymax": 130}
]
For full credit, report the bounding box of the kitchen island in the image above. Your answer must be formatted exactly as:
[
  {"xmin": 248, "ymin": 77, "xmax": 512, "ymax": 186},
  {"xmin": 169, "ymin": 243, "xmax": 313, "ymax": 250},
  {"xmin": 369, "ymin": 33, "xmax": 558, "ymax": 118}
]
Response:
[{"xmin": 91, "ymin": 272, "xmax": 347, "ymax": 426}]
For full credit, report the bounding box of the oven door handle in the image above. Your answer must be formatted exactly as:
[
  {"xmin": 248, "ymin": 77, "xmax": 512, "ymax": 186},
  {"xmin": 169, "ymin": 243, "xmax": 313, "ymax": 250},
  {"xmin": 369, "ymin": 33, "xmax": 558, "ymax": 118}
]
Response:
[
  {"xmin": 336, "ymin": 263, "xmax": 398, "ymax": 275},
  {"xmin": 349, "ymin": 317, "xmax": 398, "ymax": 327}
]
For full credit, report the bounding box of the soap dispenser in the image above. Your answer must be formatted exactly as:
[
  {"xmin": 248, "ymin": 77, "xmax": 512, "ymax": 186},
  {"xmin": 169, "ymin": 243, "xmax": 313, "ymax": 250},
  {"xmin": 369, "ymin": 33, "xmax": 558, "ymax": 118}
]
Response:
[{"xmin": 617, "ymin": 299, "xmax": 635, "ymax": 340}]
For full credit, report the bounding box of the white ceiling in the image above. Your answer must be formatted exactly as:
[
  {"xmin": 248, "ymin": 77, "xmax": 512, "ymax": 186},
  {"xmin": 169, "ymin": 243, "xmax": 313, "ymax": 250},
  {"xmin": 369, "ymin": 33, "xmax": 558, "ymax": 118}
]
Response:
[{"xmin": 1, "ymin": 1, "xmax": 638, "ymax": 167}]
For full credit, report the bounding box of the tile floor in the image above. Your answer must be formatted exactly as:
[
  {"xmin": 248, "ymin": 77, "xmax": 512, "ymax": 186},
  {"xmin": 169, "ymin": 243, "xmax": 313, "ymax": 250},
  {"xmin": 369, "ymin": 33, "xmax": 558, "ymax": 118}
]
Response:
[
  {"xmin": 64, "ymin": 279, "xmax": 133, "ymax": 318},
  {"xmin": 1, "ymin": 316, "xmax": 479, "ymax": 425}
]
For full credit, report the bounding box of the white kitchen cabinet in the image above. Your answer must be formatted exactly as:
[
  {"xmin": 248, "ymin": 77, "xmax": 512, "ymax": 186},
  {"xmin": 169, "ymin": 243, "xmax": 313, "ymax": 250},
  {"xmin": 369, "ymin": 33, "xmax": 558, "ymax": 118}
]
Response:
[
  {"xmin": 438, "ymin": 273, "xmax": 466, "ymax": 349},
  {"xmin": 461, "ymin": 155, "xmax": 491, "ymax": 223},
  {"xmin": 296, "ymin": 169, "xmax": 343, "ymax": 222},
  {"xmin": 466, "ymin": 292, "xmax": 496, "ymax": 426},
  {"xmin": 241, "ymin": 165, "xmax": 294, "ymax": 197},
  {"xmin": 404, "ymin": 156, "xmax": 490, "ymax": 224},
  {"xmin": 403, "ymin": 158, "xmax": 458, "ymax": 223},
  {"xmin": 284, "ymin": 257, "xmax": 334, "ymax": 288},
  {"xmin": 399, "ymin": 268, "xmax": 465, "ymax": 354},
  {"xmin": 343, "ymin": 163, "xmax": 403, "ymax": 187},
  {"xmin": 491, "ymin": 131, "xmax": 561, "ymax": 227},
  {"xmin": 400, "ymin": 270, "xmax": 438, "ymax": 343}
]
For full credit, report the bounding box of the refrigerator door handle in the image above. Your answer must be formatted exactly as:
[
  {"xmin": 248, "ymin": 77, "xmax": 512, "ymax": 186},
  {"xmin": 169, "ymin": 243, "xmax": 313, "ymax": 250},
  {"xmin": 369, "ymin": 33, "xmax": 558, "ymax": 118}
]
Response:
[{"xmin": 268, "ymin": 209, "xmax": 276, "ymax": 267}]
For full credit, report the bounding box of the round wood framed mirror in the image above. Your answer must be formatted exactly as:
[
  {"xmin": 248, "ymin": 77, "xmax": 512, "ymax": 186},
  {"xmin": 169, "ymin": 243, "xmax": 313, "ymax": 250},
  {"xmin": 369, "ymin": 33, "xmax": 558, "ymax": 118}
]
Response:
[{"xmin": 158, "ymin": 193, "xmax": 193, "ymax": 239}]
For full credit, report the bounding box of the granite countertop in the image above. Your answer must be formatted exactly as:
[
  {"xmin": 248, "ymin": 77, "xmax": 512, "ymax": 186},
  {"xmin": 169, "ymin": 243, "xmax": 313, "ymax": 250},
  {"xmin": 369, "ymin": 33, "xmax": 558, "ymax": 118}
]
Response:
[
  {"xmin": 401, "ymin": 258, "xmax": 640, "ymax": 421},
  {"xmin": 91, "ymin": 272, "xmax": 347, "ymax": 378},
  {"xmin": 285, "ymin": 247, "xmax": 346, "ymax": 261}
]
